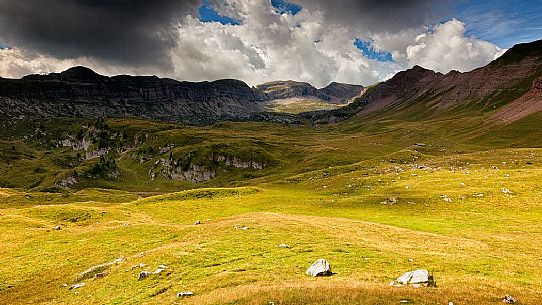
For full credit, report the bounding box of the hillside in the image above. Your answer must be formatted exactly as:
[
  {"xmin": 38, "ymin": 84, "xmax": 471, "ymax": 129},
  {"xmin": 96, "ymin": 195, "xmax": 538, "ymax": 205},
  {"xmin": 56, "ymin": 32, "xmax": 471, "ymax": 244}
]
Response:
[{"xmin": 311, "ymin": 39, "xmax": 542, "ymax": 125}]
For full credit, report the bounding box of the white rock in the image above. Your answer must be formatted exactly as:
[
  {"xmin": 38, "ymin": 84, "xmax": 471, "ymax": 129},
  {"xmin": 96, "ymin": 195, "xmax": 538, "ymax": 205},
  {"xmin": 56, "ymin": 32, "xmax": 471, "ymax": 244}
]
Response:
[
  {"xmin": 305, "ymin": 259, "xmax": 332, "ymax": 277},
  {"xmin": 279, "ymin": 244, "xmax": 290, "ymax": 248},
  {"xmin": 396, "ymin": 269, "xmax": 433, "ymax": 286},
  {"xmin": 177, "ymin": 291, "xmax": 194, "ymax": 298},
  {"xmin": 68, "ymin": 283, "xmax": 85, "ymax": 290},
  {"xmin": 53, "ymin": 225, "xmax": 62, "ymax": 231}
]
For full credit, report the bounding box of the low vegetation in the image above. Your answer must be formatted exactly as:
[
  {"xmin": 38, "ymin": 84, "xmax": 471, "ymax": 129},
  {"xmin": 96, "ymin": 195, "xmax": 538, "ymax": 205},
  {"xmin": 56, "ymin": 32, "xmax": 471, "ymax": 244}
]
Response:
[{"xmin": 1, "ymin": 114, "xmax": 542, "ymax": 304}]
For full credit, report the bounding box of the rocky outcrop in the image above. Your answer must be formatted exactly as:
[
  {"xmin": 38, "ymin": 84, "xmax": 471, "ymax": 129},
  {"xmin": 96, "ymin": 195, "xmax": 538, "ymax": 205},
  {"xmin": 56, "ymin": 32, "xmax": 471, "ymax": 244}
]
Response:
[{"xmin": 149, "ymin": 159, "xmax": 216, "ymax": 183}]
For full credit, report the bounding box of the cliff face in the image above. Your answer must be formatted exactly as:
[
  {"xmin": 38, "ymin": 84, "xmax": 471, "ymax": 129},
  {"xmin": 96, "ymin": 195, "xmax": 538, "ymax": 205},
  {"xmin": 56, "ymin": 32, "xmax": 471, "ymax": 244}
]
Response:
[
  {"xmin": 256, "ymin": 80, "xmax": 364, "ymax": 104},
  {"xmin": 0, "ymin": 67, "xmax": 271, "ymax": 125}
]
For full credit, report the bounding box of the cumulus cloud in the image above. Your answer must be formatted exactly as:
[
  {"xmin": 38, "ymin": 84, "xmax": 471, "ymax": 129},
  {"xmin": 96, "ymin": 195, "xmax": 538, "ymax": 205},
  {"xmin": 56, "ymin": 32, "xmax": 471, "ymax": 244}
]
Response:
[
  {"xmin": 0, "ymin": 0, "xmax": 506, "ymax": 87},
  {"xmin": 170, "ymin": 2, "xmax": 386, "ymax": 87},
  {"xmin": 403, "ymin": 19, "xmax": 505, "ymax": 73}
]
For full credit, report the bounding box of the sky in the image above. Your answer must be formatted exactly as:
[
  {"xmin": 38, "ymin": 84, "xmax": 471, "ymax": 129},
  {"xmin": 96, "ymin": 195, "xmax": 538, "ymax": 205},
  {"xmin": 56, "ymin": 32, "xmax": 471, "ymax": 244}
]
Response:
[{"xmin": 0, "ymin": 0, "xmax": 540, "ymax": 87}]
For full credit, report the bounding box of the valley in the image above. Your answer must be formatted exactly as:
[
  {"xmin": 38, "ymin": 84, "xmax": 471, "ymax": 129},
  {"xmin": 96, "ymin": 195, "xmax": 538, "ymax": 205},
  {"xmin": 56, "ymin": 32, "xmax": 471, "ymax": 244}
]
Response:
[{"xmin": 0, "ymin": 39, "xmax": 541, "ymax": 304}]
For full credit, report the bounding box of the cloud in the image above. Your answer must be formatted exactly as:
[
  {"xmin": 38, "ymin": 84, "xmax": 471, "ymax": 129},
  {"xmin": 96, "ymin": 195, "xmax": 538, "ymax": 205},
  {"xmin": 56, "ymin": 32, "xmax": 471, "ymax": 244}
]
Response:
[
  {"xmin": 0, "ymin": 0, "xmax": 506, "ymax": 87},
  {"xmin": 0, "ymin": 0, "xmax": 200, "ymax": 71},
  {"xmin": 403, "ymin": 19, "xmax": 505, "ymax": 73},
  {"xmin": 170, "ymin": 2, "xmax": 387, "ymax": 87},
  {"xmin": 295, "ymin": 0, "xmax": 453, "ymax": 36}
]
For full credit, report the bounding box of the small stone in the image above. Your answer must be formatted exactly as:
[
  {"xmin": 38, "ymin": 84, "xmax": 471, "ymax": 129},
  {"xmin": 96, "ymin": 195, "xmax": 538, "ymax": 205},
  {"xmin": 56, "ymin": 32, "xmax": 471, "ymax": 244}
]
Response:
[
  {"xmin": 279, "ymin": 244, "xmax": 290, "ymax": 248},
  {"xmin": 305, "ymin": 258, "xmax": 332, "ymax": 277},
  {"xmin": 440, "ymin": 195, "xmax": 453, "ymax": 203},
  {"xmin": 501, "ymin": 188, "xmax": 513, "ymax": 194},
  {"xmin": 53, "ymin": 225, "xmax": 62, "ymax": 231},
  {"xmin": 94, "ymin": 272, "xmax": 106, "ymax": 279},
  {"xmin": 68, "ymin": 283, "xmax": 85, "ymax": 290},
  {"xmin": 194, "ymin": 220, "xmax": 201, "ymax": 225},
  {"xmin": 153, "ymin": 268, "xmax": 165, "ymax": 275},
  {"xmin": 408, "ymin": 258, "xmax": 414, "ymax": 262},
  {"xmin": 177, "ymin": 291, "xmax": 194, "ymax": 298},
  {"xmin": 138, "ymin": 271, "xmax": 151, "ymax": 280},
  {"xmin": 449, "ymin": 302, "xmax": 454, "ymax": 305},
  {"xmin": 502, "ymin": 295, "xmax": 517, "ymax": 304}
]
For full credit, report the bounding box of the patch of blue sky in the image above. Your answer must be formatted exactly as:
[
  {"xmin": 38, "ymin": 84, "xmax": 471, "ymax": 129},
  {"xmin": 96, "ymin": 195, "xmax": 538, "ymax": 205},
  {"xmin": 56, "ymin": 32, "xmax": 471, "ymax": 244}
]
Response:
[
  {"xmin": 455, "ymin": 0, "xmax": 542, "ymax": 48},
  {"xmin": 198, "ymin": 0, "xmax": 241, "ymax": 25},
  {"xmin": 271, "ymin": 0, "xmax": 302, "ymax": 15},
  {"xmin": 354, "ymin": 39, "xmax": 393, "ymax": 62}
]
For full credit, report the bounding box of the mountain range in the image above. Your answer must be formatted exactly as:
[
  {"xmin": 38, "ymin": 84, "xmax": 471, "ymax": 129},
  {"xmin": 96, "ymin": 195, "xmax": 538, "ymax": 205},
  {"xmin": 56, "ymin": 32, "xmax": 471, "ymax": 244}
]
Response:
[{"xmin": 0, "ymin": 39, "xmax": 541, "ymax": 126}]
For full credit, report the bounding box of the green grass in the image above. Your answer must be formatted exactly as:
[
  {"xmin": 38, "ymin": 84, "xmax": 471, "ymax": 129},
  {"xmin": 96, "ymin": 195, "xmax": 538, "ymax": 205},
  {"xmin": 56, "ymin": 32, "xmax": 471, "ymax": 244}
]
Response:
[
  {"xmin": 1, "ymin": 114, "xmax": 542, "ymax": 304},
  {"xmin": 1, "ymin": 146, "xmax": 542, "ymax": 304}
]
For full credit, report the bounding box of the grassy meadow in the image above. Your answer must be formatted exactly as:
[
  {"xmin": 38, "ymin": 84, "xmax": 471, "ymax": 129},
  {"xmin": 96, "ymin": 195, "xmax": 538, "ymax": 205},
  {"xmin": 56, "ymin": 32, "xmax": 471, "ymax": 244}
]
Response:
[{"xmin": 1, "ymin": 115, "xmax": 542, "ymax": 304}]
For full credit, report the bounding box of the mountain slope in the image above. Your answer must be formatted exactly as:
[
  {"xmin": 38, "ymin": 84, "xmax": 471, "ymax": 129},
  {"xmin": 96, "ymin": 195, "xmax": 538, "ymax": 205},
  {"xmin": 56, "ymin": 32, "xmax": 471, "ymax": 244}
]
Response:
[{"xmin": 312, "ymin": 39, "xmax": 542, "ymax": 124}]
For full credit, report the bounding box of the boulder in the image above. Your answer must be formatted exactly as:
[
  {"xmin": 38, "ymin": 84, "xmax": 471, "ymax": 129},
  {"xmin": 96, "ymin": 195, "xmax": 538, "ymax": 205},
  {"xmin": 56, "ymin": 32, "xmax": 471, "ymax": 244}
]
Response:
[
  {"xmin": 305, "ymin": 259, "xmax": 332, "ymax": 277},
  {"xmin": 502, "ymin": 295, "xmax": 517, "ymax": 304},
  {"xmin": 138, "ymin": 271, "xmax": 151, "ymax": 280},
  {"xmin": 392, "ymin": 269, "xmax": 435, "ymax": 287},
  {"xmin": 279, "ymin": 244, "xmax": 290, "ymax": 249},
  {"xmin": 53, "ymin": 225, "xmax": 62, "ymax": 231}
]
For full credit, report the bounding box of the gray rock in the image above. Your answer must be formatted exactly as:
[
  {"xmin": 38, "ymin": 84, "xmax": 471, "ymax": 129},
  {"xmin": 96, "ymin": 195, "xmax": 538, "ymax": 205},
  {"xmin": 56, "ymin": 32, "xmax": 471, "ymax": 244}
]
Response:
[
  {"xmin": 53, "ymin": 225, "xmax": 62, "ymax": 231},
  {"xmin": 194, "ymin": 220, "xmax": 201, "ymax": 225},
  {"xmin": 77, "ymin": 257, "xmax": 124, "ymax": 282},
  {"xmin": 393, "ymin": 269, "xmax": 435, "ymax": 287},
  {"xmin": 68, "ymin": 283, "xmax": 85, "ymax": 290},
  {"xmin": 279, "ymin": 244, "xmax": 290, "ymax": 248},
  {"xmin": 305, "ymin": 259, "xmax": 332, "ymax": 277},
  {"xmin": 502, "ymin": 295, "xmax": 517, "ymax": 304},
  {"xmin": 138, "ymin": 271, "xmax": 151, "ymax": 280},
  {"xmin": 177, "ymin": 291, "xmax": 194, "ymax": 298}
]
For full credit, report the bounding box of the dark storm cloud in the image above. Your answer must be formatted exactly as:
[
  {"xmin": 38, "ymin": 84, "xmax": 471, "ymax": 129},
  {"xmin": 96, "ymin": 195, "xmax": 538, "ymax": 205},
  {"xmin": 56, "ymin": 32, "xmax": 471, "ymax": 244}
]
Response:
[
  {"xmin": 0, "ymin": 0, "xmax": 201, "ymax": 69},
  {"xmin": 296, "ymin": 0, "xmax": 453, "ymax": 34}
]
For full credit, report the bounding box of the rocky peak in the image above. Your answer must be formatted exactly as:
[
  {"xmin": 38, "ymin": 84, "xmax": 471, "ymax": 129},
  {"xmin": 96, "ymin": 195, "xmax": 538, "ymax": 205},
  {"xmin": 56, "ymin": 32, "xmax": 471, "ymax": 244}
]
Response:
[{"xmin": 23, "ymin": 66, "xmax": 108, "ymax": 83}]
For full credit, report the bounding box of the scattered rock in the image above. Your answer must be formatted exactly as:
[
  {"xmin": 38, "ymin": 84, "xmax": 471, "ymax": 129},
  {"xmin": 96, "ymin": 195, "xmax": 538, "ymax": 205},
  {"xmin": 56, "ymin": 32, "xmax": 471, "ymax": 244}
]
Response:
[
  {"xmin": 94, "ymin": 272, "xmax": 106, "ymax": 279},
  {"xmin": 440, "ymin": 195, "xmax": 453, "ymax": 203},
  {"xmin": 234, "ymin": 225, "xmax": 249, "ymax": 230},
  {"xmin": 177, "ymin": 291, "xmax": 194, "ymax": 298},
  {"xmin": 153, "ymin": 265, "xmax": 167, "ymax": 274},
  {"xmin": 408, "ymin": 258, "xmax": 414, "ymax": 262},
  {"xmin": 305, "ymin": 259, "xmax": 332, "ymax": 277},
  {"xmin": 194, "ymin": 220, "xmax": 201, "ymax": 225},
  {"xmin": 502, "ymin": 295, "xmax": 517, "ymax": 304},
  {"xmin": 77, "ymin": 257, "xmax": 124, "ymax": 282},
  {"xmin": 279, "ymin": 244, "xmax": 290, "ymax": 249},
  {"xmin": 129, "ymin": 263, "xmax": 146, "ymax": 271},
  {"xmin": 53, "ymin": 225, "xmax": 62, "ymax": 231},
  {"xmin": 501, "ymin": 188, "xmax": 513, "ymax": 194},
  {"xmin": 68, "ymin": 283, "xmax": 85, "ymax": 290},
  {"xmin": 380, "ymin": 197, "xmax": 398, "ymax": 205},
  {"xmin": 391, "ymin": 269, "xmax": 435, "ymax": 287},
  {"xmin": 138, "ymin": 271, "xmax": 151, "ymax": 280}
]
